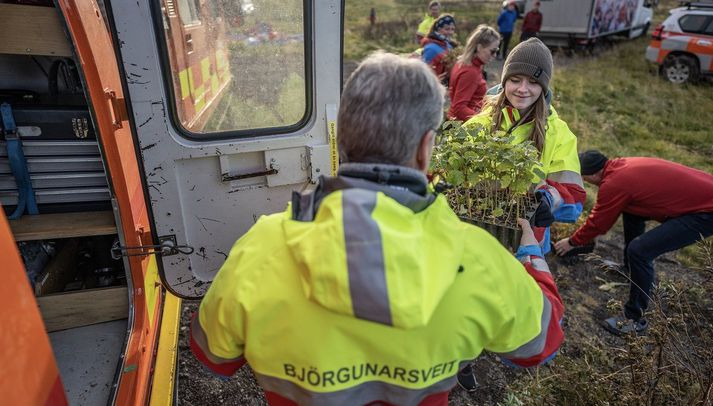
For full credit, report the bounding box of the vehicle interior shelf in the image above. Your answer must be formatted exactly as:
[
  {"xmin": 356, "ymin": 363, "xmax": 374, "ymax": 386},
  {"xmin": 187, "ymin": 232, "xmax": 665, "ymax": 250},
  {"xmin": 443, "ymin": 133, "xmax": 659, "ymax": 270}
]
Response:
[
  {"xmin": 0, "ymin": 3, "xmax": 72, "ymax": 57},
  {"xmin": 9, "ymin": 210, "xmax": 117, "ymax": 242}
]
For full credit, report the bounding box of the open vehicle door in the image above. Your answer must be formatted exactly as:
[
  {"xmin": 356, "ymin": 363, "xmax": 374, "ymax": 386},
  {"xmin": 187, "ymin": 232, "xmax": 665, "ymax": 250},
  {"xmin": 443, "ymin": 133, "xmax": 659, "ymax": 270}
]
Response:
[
  {"xmin": 108, "ymin": 0, "xmax": 342, "ymax": 298},
  {"xmin": 0, "ymin": 211, "xmax": 67, "ymax": 405}
]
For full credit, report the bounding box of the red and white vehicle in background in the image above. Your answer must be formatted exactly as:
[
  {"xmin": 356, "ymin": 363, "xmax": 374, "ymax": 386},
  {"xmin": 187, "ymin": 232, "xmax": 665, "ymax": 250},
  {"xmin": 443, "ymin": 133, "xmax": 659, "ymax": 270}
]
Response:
[{"xmin": 646, "ymin": 1, "xmax": 713, "ymax": 83}]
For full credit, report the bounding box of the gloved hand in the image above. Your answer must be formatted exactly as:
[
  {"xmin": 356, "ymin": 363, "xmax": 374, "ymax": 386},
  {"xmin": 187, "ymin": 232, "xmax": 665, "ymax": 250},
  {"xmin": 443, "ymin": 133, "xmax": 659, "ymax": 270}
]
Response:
[{"xmin": 531, "ymin": 190, "xmax": 555, "ymax": 227}]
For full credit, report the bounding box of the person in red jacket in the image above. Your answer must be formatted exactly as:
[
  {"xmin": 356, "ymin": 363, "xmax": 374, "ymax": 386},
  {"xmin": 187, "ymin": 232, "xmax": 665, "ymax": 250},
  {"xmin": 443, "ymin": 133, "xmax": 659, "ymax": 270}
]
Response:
[
  {"xmin": 447, "ymin": 24, "xmax": 500, "ymax": 122},
  {"xmin": 520, "ymin": 0, "xmax": 542, "ymax": 42},
  {"xmin": 554, "ymin": 151, "xmax": 713, "ymax": 335}
]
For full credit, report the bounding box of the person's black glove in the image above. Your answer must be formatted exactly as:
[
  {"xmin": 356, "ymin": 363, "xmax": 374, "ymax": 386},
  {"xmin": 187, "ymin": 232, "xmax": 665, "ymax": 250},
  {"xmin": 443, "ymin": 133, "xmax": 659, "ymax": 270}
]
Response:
[{"xmin": 531, "ymin": 190, "xmax": 555, "ymax": 227}]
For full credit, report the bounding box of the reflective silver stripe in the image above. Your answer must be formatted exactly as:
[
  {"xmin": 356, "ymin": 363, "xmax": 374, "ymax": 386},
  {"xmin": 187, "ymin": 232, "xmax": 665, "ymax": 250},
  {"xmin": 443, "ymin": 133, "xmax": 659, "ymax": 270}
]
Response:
[
  {"xmin": 700, "ymin": 55, "xmax": 712, "ymax": 72},
  {"xmin": 543, "ymin": 184, "xmax": 563, "ymax": 210},
  {"xmin": 254, "ymin": 370, "xmax": 456, "ymax": 405},
  {"xmin": 498, "ymin": 292, "xmax": 552, "ymax": 360},
  {"xmin": 660, "ymin": 36, "xmax": 691, "ymax": 51},
  {"xmin": 547, "ymin": 170, "xmax": 584, "ymax": 188},
  {"xmin": 531, "ymin": 258, "xmax": 551, "ymax": 274},
  {"xmin": 342, "ymin": 189, "xmax": 392, "ymax": 325}
]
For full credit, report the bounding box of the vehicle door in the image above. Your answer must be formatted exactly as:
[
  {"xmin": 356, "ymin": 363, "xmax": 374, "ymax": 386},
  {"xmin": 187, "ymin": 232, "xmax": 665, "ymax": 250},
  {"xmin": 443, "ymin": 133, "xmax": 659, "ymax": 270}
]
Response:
[
  {"xmin": 0, "ymin": 211, "xmax": 67, "ymax": 405},
  {"xmin": 108, "ymin": 0, "xmax": 341, "ymax": 298}
]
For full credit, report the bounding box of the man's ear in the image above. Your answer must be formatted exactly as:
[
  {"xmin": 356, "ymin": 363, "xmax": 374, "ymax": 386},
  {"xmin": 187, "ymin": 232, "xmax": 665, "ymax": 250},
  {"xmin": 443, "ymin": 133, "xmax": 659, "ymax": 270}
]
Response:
[{"xmin": 416, "ymin": 130, "xmax": 435, "ymax": 173}]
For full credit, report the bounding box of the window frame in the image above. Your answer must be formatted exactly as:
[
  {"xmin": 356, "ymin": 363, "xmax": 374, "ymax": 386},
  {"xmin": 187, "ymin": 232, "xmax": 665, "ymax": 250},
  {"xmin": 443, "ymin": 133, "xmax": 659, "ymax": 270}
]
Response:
[
  {"xmin": 704, "ymin": 16, "xmax": 713, "ymax": 35},
  {"xmin": 678, "ymin": 13, "xmax": 712, "ymax": 34},
  {"xmin": 150, "ymin": 0, "xmax": 314, "ymax": 141}
]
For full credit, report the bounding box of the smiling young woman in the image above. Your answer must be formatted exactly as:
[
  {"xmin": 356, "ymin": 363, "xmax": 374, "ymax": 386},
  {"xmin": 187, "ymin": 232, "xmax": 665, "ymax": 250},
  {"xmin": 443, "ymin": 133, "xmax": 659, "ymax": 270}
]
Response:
[
  {"xmin": 464, "ymin": 38, "xmax": 587, "ymax": 255},
  {"xmin": 455, "ymin": 37, "xmax": 585, "ymax": 392}
]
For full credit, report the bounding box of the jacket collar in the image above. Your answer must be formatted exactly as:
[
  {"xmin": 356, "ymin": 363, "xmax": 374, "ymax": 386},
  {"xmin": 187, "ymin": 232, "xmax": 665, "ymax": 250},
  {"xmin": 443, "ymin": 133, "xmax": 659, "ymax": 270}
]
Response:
[{"xmin": 292, "ymin": 163, "xmax": 436, "ymax": 221}]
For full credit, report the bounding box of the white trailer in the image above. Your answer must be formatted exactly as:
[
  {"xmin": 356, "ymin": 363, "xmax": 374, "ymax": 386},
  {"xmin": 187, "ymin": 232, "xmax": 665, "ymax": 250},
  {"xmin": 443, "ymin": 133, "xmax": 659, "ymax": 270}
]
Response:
[{"xmin": 529, "ymin": 0, "xmax": 655, "ymax": 48}]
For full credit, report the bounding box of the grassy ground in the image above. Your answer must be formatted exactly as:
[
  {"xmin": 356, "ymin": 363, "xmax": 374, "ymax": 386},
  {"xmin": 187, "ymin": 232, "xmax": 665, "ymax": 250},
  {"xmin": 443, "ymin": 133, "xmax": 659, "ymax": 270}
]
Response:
[
  {"xmin": 344, "ymin": 0, "xmax": 502, "ymax": 60},
  {"xmin": 178, "ymin": 2, "xmax": 713, "ymax": 404},
  {"xmin": 342, "ymin": 0, "xmax": 713, "ymax": 404}
]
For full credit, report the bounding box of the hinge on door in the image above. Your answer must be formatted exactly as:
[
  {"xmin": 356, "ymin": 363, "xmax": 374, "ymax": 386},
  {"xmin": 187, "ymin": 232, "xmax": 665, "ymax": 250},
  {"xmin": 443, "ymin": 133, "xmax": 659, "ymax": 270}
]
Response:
[
  {"xmin": 105, "ymin": 89, "xmax": 128, "ymax": 130},
  {"xmin": 111, "ymin": 235, "xmax": 194, "ymax": 260}
]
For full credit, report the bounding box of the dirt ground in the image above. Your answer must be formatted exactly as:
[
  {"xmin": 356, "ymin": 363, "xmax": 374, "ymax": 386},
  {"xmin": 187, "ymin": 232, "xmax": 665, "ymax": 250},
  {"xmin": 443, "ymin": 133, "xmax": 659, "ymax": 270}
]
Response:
[
  {"xmin": 176, "ymin": 224, "xmax": 713, "ymax": 405},
  {"xmin": 176, "ymin": 51, "xmax": 713, "ymax": 406}
]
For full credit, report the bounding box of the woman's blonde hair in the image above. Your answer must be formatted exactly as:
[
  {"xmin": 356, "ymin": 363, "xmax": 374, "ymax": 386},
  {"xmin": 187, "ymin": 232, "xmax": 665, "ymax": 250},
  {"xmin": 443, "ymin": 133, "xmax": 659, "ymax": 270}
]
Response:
[
  {"xmin": 457, "ymin": 25, "xmax": 500, "ymax": 65},
  {"xmin": 482, "ymin": 85, "xmax": 548, "ymax": 153}
]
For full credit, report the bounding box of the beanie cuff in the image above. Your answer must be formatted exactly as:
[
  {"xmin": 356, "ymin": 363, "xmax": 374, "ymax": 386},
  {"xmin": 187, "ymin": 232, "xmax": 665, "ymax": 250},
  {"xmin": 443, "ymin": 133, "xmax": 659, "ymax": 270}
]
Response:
[{"xmin": 502, "ymin": 61, "xmax": 551, "ymax": 89}]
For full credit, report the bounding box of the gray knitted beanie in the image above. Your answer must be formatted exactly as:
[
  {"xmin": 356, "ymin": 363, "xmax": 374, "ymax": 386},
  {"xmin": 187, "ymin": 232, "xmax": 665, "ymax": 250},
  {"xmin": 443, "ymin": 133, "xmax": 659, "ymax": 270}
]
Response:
[{"xmin": 501, "ymin": 38, "xmax": 553, "ymax": 89}]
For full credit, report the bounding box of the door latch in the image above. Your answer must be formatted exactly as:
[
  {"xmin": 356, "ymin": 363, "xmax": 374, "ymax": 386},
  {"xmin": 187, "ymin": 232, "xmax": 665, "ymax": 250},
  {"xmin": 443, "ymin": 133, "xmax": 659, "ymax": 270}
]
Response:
[
  {"xmin": 111, "ymin": 235, "xmax": 194, "ymax": 260},
  {"xmin": 105, "ymin": 89, "xmax": 128, "ymax": 130}
]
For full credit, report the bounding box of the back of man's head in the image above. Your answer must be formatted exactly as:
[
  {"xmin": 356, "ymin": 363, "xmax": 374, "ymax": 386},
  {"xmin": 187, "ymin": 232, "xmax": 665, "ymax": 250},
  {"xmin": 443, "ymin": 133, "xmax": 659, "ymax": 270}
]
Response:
[
  {"xmin": 337, "ymin": 52, "xmax": 445, "ymax": 167},
  {"xmin": 579, "ymin": 150, "xmax": 608, "ymax": 175}
]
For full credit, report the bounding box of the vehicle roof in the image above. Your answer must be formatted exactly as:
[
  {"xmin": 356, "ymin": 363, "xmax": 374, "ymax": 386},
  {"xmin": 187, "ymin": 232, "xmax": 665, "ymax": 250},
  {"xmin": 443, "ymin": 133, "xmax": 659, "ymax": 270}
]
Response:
[{"xmin": 669, "ymin": 6, "xmax": 713, "ymax": 15}]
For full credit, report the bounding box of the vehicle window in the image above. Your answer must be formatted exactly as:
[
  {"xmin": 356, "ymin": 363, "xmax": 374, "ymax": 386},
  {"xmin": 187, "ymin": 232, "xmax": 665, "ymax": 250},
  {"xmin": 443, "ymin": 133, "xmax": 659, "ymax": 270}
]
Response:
[
  {"xmin": 160, "ymin": 0, "xmax": 308, "ymax": 136},
  {"xmin": 678, "ymin": 14, "xmax": 710, "ymax": 34},
  {"xmin": 705, "ymin": 17, "xmax": 713, "ymax": 35}
]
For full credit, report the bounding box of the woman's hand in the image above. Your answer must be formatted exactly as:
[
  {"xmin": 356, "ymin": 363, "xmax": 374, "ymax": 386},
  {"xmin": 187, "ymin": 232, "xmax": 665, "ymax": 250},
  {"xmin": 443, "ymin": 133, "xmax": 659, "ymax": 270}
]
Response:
[{"xmin": 517, "ymin": 218, "xmax": 539, "ymax": 246}]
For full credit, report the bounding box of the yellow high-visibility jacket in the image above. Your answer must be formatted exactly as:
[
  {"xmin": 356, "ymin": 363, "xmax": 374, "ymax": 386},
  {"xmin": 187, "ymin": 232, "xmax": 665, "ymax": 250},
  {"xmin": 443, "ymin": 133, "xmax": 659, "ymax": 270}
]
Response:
[
  {"xmin": 465, "ymin": 106, "xmax": 586, "ymax": 253},
  {"xmin": 191, "ymin": 164, "xmax": 564, "ymax": 405}
]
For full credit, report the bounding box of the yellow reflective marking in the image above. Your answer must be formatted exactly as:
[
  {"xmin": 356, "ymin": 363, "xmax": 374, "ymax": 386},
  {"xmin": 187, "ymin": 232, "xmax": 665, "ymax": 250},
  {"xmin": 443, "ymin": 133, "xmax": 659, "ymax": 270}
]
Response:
[
  {"xmin": 144, "ymin": 256, "xmax": 159, "ymax": 327},
  {"xmin": 194, "ymin": 84, "xmax": 206, "ymax": 99},
  {"xmin": 328, "ymin": 121, "xmax": 338, "ymax": 176},
  {"xmin": 187, "ymin": 67, "xmax": 195, "ymax": 99},
  {"xmin": 148, "ymin": 293, "xmax": 182, "ymax": 406},
  {"xmin": 326, "ymin": 104, "xmax": 339, "ymax": 175},
  {"xmin": 211, "ymin": 74, "xmax": 219, "ymax": 94},
  {"xmin": 216, "ymin": 50, "xmax": 226, "ymax": 70},
  {"xmin": 195, "ymin": 95, "xmax": 206, "ymax": 111},
  {"xmin": 201, "ymin": 57, "xmax": 211, "ymax": 84},
  {"xmin": 178, "ymin": 69, "xmax": 190, "ymax": 100}
]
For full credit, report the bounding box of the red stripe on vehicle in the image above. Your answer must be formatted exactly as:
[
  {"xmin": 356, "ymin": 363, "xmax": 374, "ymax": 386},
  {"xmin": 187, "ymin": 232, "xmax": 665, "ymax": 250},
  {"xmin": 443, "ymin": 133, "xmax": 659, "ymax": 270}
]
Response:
[{"xmin": 44, "ymin": 375, "xmax": 68, "ymax": 406}]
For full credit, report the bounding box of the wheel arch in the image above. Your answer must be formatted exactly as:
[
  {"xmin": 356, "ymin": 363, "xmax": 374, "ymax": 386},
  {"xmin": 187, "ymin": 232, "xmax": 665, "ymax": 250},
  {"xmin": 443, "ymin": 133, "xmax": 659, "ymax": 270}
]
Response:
[{"xmin": 663, "ymin": 50, "xmax": 701, "ymax": 70}]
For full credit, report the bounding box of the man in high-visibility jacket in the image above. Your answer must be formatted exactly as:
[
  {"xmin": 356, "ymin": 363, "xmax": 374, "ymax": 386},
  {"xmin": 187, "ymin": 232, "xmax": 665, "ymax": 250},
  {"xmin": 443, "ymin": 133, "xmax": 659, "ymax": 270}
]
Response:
[
  {"xmin": 190, "ymin": 52, "xmax": 565, "ymax": 405},
  {"xmin": 416, "ymin": 1, "xmax": 440, "ymax": 43}
]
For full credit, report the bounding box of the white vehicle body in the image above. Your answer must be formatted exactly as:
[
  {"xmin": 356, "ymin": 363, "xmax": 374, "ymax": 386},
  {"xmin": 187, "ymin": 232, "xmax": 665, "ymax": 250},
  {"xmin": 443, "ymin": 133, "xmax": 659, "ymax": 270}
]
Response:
[
  {"xmin": 645, "ymin": 3, "xmax": 713, "ymax": 83},
  {"xmin": 529, "ymin": 0, "xmax": 654, "ymax": 47}
]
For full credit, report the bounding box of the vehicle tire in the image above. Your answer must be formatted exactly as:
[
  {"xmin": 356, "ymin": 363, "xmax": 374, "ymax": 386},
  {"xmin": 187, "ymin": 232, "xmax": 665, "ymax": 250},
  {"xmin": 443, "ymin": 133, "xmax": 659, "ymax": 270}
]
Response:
[{"xmin": 662, "ymin": 54, "xmax": 699, "ymax": 84}]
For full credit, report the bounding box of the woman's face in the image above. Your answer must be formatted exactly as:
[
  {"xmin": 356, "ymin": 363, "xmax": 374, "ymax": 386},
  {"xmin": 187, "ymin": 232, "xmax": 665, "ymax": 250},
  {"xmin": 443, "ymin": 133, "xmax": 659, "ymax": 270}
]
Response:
[
  {"xmin": 438, "ymin": 23, "xmax": 455, "ymax": 38},
  {"xmin": 475, "ymin": 40, "xmax": 499, "ymax": 64},
  {"xmin": 504, "ymin": 75, "xmax": 543, "ymax": 111}
]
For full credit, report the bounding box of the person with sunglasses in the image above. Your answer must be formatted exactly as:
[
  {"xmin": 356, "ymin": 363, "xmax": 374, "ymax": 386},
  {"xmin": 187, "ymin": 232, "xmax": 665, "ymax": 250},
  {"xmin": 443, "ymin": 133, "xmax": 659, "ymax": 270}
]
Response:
[{"xmin": 447, "ymin": 24, "xmax": 500, "ymax": 122}]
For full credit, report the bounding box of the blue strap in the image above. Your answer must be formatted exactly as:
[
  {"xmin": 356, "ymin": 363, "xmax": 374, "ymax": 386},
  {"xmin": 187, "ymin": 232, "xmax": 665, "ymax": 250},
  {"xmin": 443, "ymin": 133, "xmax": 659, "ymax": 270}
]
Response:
[
  {"xmin": 2, "ymin": 103, "xmax": 38, "ymax": 219},
  {"xmin": 0, "ymin": 103, "xmax": 17, "ymax": 134}
]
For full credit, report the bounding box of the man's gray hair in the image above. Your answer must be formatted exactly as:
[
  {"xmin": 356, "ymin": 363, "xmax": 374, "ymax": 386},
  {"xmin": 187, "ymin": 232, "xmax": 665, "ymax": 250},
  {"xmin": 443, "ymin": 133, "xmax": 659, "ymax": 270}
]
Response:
[{"xmin": 338, "ymin": 52, "xmax": 445, "ymax": 166}]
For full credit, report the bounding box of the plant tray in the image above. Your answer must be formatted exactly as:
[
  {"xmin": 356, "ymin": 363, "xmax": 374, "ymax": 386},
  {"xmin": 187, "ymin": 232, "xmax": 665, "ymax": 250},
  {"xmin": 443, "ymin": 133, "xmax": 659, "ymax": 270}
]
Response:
[{"xmin": 459, "ymin": 217, "xmax": 523, "ymax": 252}]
